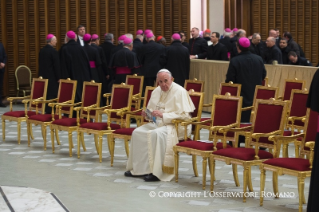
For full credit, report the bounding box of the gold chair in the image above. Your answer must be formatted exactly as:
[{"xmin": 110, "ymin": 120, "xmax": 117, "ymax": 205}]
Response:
[
  {"xmin": 50, "ymin": 81, "xmax": 101, "ymax": 156},
  {"xmin": 210, "ymin": 99, "xmax": 288, "ymax": 202},
  {"xmin": 184, "ymin": 78, "xmax": 205, "ymax": 92},
  {"xmin": 15, "ymin": 65, "xmax": 32, "ymax": 97},
  {"xmin": 126, "ymin": 74, "xmax": 144, "ymax": 110},
  {"xmin": 174, "ymin": 93, "xmax": 242, "ymax": 190},
  {"xmin": 77, "ymin": 83, "xmax": 133, "ymax": 162},
  {"xmin": 278, "ymin": 78, "xmax": 305, "ymax": 101},
  {"xmin": 2, "ymin": 77, "xmax": 48, "ymax": 144},
  {"xmin": 26, "ymin": 79, "xmax": 77, "ymax": 150},
  {"xmin": 260, "ymin": 108, "xmax": 317, "ymax": 212}
]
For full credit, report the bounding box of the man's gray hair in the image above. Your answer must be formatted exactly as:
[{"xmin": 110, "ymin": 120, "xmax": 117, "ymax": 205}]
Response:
[
  {"xmin": 46, "ymin": 38, "xmax": 53, "ymax": 43},
  {"xmin": 252, "ymin": 33, "xmax": 260, "ymax": 39},
  {"xmin": 104, "ymin": 33, "xmax": 114, "ymax": 40},
  {"xmin": 125, "ymin": 33, "xmax": 133, "ymax": 39},
  {"xmin": 157, "ymin": 69, "xmax": 172, "ymax": 77}
]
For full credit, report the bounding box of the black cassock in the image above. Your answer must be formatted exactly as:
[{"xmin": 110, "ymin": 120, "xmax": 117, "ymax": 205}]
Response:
[
  {"xmin": 265, "ymin": 45, "xmax": 283, "ymax": 64},
  {"xmin": 160, "ymin": 40, "xmax": 190, "ymax": 86},
  {"xmin": 38, "ymin": 44, "xmax": 60, "ymax": 114},
  {"xmin": 225, "ymin": 51, "xmax": 266, "ymax": 122},
  {"xmin": 59, "ymin": 40, "xmax": 91, "ymax": 102},
  {"xmin": 100, "ymin": 41, "xmax": 115, "ymax": 92},
  {"xmin": 207, "ymin": 42, "xmax": 228, "ymax": 61},
  {"xmin": 133, "ymin": 38, "xmax": 143, "ymax": 61},
  {"xmin": 306, "ymin": 68, "xmax": 319, "ymax": 212},
  {"xmin": 38, "ymin": 44, "xmax": 60, "ymax": 99},
  {"xmin": 83, "ymin": 43, "xmax": 102, "ymax": 83},
  {"xmin": 109, "ymin": 47, "xmax": 140, "ymax": 84}
]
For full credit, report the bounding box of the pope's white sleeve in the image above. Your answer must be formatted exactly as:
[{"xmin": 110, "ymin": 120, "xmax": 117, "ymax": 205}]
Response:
[{"xmin": 162, "ymin": 112, "xmax": 189, "ymax": 125}]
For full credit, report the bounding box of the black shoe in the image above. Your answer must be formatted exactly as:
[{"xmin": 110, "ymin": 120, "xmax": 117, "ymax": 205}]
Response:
[
  {"xmin": 124, "ymin": 171, "xmax": 147, "ymax": 178},
  {"xmin": 0, "ymin": 103, "xmax": 6, "ymax": 108},
  {"xmin": 144, "ymin": 174, "xmax": 160, "ymax": 182}
]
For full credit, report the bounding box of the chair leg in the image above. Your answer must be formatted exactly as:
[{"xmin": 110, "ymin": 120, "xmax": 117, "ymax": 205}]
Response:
[
  {"xmin": 174, "ymin": 150, "xmax": 179, "ymax": 182},
  {"xmin": 210, "ymin": 157, "xmax": 215, "ymax": 191},
  {"xmin": 272, "ymin": 172, "xmax": 279, "ymax": 198},
  {"xmin": 2, "ymin": 119, "xmax": 5, "ymax": 141},
  {"xmin": 260, "ymin": 166, "xmax": 266, "ymax": 206},
  {"xmin": 192, "ymin": 155, "xmax": 199, "ymax": 177},
  {"xmin": 94, "ymin": 135, "xmax": 99, "ymax": 154},
  {"xmin": 99, "ymin": 134, "xmax": 103, "ymax": 163},
  {"xmin": 243, "ymin": 165, "xmax": 249, "ymax": 202},
  {"xmin": 77, "ymin": 131, "xmax": 81, "ymax": 159},
  {"xmin": 232, "ymin": 164, "xmax": 240, "ymax": 187},
  {"xmin": 108, "ymin": 134, "xmax": 114, "ymax": 166},
  {"xmin": 42, "ymin": 125, "xmax": 47, "ymax": 150},
  {"xmin": 282, "ymin": 144, "xmax": 288, "ymax": 157},
  {"xmin": 27, "ymin": 122, "xmax": 31, "ymax": 147},
  {"xmin": 30, "ymin": 124, "xmax": 34, "ymax": 140},
  {"xmin": 80, "ymin": 132, "xmax": 86, "ymax": 151},
  {"xmin": 295, "ymin": 145, "xmax": 300, "ymax": 158},
  {"xmin": 51, "ymin": 127, "xmax": 55, "ymax": 153},
  {"xmin": 202, "ymin": 156, "xmax": 207, "ymax": 190},
  {"xmin": 55, "ymin": 130, "xmax": 60, "ymax": 145},
  {"xmin": 298, "ymin": 177, "xmax": 305, "ymax": 212},
  {"xmin": 124, "ymin": 138, "xmax": 130, "ymax": 157},
  {"xmin": 68, "ymin": 131, "xmax": 73, "ymax": 157},
  {"xmin": 17, "ymin": 121, "xmax": 22, "ymax": 144},
  {"xmin": 247, "ymin": 166, "xmax": 253, "ymax": 192}
]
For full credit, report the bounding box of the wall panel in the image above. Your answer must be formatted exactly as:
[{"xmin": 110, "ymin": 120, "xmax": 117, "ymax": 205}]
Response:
[{"xmin": 0, "ymin": 0, "xmax": 190, "ymax": 97}]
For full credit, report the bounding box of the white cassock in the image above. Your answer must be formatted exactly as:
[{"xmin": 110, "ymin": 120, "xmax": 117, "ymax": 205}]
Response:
[{"xmin": 126, "ymin": 82, "xmax": 195, "ymax": 181}]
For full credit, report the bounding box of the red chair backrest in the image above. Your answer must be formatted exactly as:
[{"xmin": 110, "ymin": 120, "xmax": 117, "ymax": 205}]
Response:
[
  {"xmin": 110, "ymin": 85, "xmax": 133, "ymax": 119},
  {"xmin": 82, "ymin": 83, "xmax": 101, "ymax": 117},
  {"xmin": 30, "ymin": 79, "xmax": 47, "ymax": 110},
  {"xmin": 185, "ymin": 83, "xmax": 203, "ymax": 92},
  {"xmin": 189, "ymin": 94, "xmax": 201, "ymax": 118},
  {"xmin": 212, "ymin": 97, "xmax": 241, "ymax": 127},
  {"xmin": 283, "ymin": 81, "xmax": 303, "ymax": 100},
  {"xmin": 289, "ymin": 92, "xmax": 308, "ymax": 118},
  {"xmin": 256, "ymin": 88, "xmax": 277, "ymax": 100},
  {"xmin": 127, "ymin": 77, "xmax": 142, "ymax": 95}
]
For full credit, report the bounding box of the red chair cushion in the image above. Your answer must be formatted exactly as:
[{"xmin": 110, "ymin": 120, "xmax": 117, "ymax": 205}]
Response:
[
  {"xmin": 52, "ymin": 118, "xmax": 87, "ymax": 126},
  {"xmin": 80, "ymin": 122, "xmax": 121, "ymax": 130},
  {"xmin": 127, "ymin": 78, "xmax": 142, "ymax": 95},
  {"xmin": 263, "ymin": 158, "xmax": 311, "ymax": 171},
  {"xmin": 190, "ymin": 95, "xmax": 200, "ymax": 118},
  {"xmin": 220, "ymin": 86, "xmax": 238, "ymax": 96},
  {"xmin": 283, "ymin": 82, "xmax": 303, "ymax": 101},
  {"xmin": 212, "ymin": 148, "xmax": 273, "ymax": 161},
  {"xmin": 113, "ymin": 128, "xmax": 135, "ymax": 135},
  {"xmin": 213, "ymin": 99, "xmax": 239, "ymax": 126},
  {"xmin": 3, "ymin": 110, "xmax": 36, "ymax": 118},
  {"xmin": 176, "ymin": 140, "xmax": 232, "ymax": 151},
  {"xmin": 283, "ymin": 130, "xmax": 292, "ymax": 136},
  {"xmin": 28, "ymin": 114, "xmax": 67, "ymax": 122},
  {"xmin": 256, "ymin": 89, "xmax": 276, "ymax": 100}
]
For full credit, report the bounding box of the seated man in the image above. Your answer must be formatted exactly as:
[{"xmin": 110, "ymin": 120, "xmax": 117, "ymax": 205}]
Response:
[{"xmin": 125, "ymin": 69, "xmax": 195, "ymax": 181}]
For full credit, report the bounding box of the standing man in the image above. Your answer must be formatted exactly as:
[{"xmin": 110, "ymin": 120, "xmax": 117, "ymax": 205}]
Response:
[
  {"xmin": 265, "ymin": 37, "xmax": 283, "ymax": 64},
  {"xmin": 226, "ymin": 37, "xmax": 266, "ymax": 144},
  {"xmin": 0, "ymin": 41, "xmax": 7, "ymax": 107},
  {"xmin": 160, "ymin": 33, "xmax": 190, "ymax": 86},
  {"xmin": 100, "ymin": 33, "xmax": 115, "ymax": 92},
  {"xmin": 156, "ymin": 36, "xmax": 166, "ymax": 46},
  {"xmin": 109, "ymin": 37, "xmax": 140, "ymax": 84},
  {"xmin": 76, "ymin": 25, "xmax": 86, "ymax": 46},
  {"xmin": 38, "ymin": 34, "xmax": 60, "ymax": 113},
  {"xmin": 83, "ymin": 34, "xmax": 101, "ymax": 83},
  {"xmin": 140, "ymin": 32, "xmax": 165, "ymax": 88},
  {"xmin": 133, "ymin": 31, "xmax": 144, "ymax": 60},
  {"xmin": 219, "ymin": 28, "xmax": 233, "ymax": 56},
  {"xmin": 279, "ymin": 38, "xmax": 290, "ymax": 64},
  {"xmin": 283, "ymin": 32, "xmax": 300, "ymax": 56},
  {"xmin": 179, "ymin": 31, "xmax": 189, "ymax": 49},
  {"xmin": 207, "ymin": 32, "xmax": 228, "ymax": 61},
  {"xmin": 189, "ymin": 27, "xmax": 208, "ymax": 59},
  {"xmin": 60, "ymin": 31, "xmax": 91, "ymax": 102},
  {"xmin": 125, "ymin": 69, "xmax": 195, "ymax": 182}
]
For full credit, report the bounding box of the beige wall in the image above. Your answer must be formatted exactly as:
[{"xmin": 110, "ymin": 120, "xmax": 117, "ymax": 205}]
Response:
[{"xmin": 208, "ymin": 0, "xmax": 224, "ymax": 35}]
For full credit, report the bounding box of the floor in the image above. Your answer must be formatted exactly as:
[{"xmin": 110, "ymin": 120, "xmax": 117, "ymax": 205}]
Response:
[{"xmin": 0, "ymin": 104, "xmax": 309, "ymax": 212}]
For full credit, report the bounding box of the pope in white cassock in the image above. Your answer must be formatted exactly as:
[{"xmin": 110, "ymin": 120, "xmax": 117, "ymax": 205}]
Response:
[{"xmin": 125, "ymin": 69, "xmax": 195, "ymax": 181}]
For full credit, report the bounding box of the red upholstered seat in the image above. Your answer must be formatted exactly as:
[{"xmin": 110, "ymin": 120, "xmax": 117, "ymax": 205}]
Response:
[
  {"xmin": 283, "ymin": 130, "xmax": 292, "ymax": 136},
  {"xmin": 3, "ymin": 110, "xmax": 36, "ymax": 118},
  {"xmin": 212, "ymin": 148, "xmax": 273, "ymax": 160},
  {"xmin": 176, "ymin": 140, "xmax": 232, "ymax": 151},
  {"xmin": 28, "ymin": 114, "xmax": 67, "ymax": 122},
  {"xmin": 52, "ymin": 118, "xmax": 87, "ymax": 126},
  {"xmin": 80, "ymin": 122, "xmax": 121, "ymax": 130},
  {"xmin": 113, "ymin": 128, "xmax": 135, "ymax": 135},
  {"xmin": 263, "ymin": 158, "xmax": 310, "ymax": 171}
]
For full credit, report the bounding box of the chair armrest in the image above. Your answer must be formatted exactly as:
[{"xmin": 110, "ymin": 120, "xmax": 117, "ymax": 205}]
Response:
[
  {"xmin": 241, "ymin": 106, "xmax": 253, "ymax": 112},
  {"xmin": 203, "ymin": 103, "xmax": 212, "ymax": 107},
  {"xmin": 211, "ymin": 123, "xmax": 238, "ymax": 133},
  {"xmin": 123, "ymin": 108, "xmax": 143, "ymax": 115},
  {"xmin": 7, "ymin": 95, "xmax": 30, "ymax": 101},
  {"xmin": 103, "ymin": 93, "xmax": 112, "ymax": 105},
  {"xmin": 306, "ymin": 141, "xmax": 316, "ymax": 169},
  {"xmin": 268, "ymin": 133, "xmax": 305, "ymax": 145},
  {"xmin": 288, "ymin": 116, "xmax": 306, "ymax": 124},
  {"xmin": 104, "ymin": 107, "xmax": 130, "ymax": 130},
  {"xmin": 179, "ymin": 117, "xmax": 200, "ymax": 126},
  {"xmin": 191, "ymin": 118, "xmax": 212, "ymax": 125},
  {"xmin": 251, "ymin": 130, "xmax": 282, "ymax": 140},
  {"xmin": 277, "ymin": 96, "xmax": 283, "ymax": 100},
  {"xmin": 33, "ymin": 98, "xmax": 58, "ymax": 104},
  {"xmin": 223, "ymin": 126, "xmax": 252, "ymax": 132}
]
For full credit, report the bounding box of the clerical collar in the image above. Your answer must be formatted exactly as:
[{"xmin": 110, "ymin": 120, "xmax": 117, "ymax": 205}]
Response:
[
  {"xmin": 78, "ymin": 35, "xmax": 83, "ymax": 39},
  {"xmin": 213, "ymin": 42, "xmax": 218, "ymax": 46}
]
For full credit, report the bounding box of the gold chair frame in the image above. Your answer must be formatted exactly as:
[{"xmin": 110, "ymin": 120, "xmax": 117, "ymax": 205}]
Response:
[
  {"xmin": 50, "ymin": 81, "xmax": 101, "ymax": 156},
  {"xmin": 184, "ymin": 78, "xmax": 205, "ymax": 92},
  {"xmin": 126, "ymin": 74, "xmax": 144, "ymax": 109},
  {"xmin": 26, "ymin": 78, "xmax": 77, "ymax": 150},
  {"xmin": 174, "ymin": 93, "xmax": 242, "ymax": 190},
  {"xmin": 278, "ymin": 78, "xmax": 305, "ymax": 100},
  {"xmin": 77, "ymin": 83, "xmax": 133, "ymax": 163},
  {"xmin": 210, "ymin": 99, "xmax": 288, "ymax": 202},
  {"xmin": 15, "ymin": 65, "xmax": 32, "ymax": 97},
  {"xmin": 2, "ymin": 77, "xmax": 48, "ymax": 144}
]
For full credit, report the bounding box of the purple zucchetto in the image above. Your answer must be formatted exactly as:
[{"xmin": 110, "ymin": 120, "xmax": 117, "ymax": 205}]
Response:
[
  {"xmin": 172, "ymin": 33, "xmax": 181, "ymax": 40},
  {"xmin": 83, "ymin": 34, "xmax": 91, "ymax": 42},
  {"xmin": 232, "ymin": 28, "xmax": 238, "ymax": 32},
  {"xmin": 145, "ymin": 29, "xmax": 151, "ymax": 35},
  {"xmin": 146, "ymin": 32, "xmax": 154, "ymax": 38},
  {"xmin": 238, "ymin": 37, "xmax": 250, "ymax": 48},
  {"xmin": 136, "ymin": 30, "xmax": 143, "ymax": 35},
  {"xmin": 66, "ymin": 31, "xmax": 76, "ymax": 39},
  {"xmin": 46, "ymin": 34, "xmax": 54, "ymax": 40},
  {"xmin": 91, "ymin": 34, "xmax": 99, "ymax": 40},
  {"xmin": 123, "ymin": 37, "xmax": 132, "ymax": 45},
  {"xmin": 225, "ymin": 28, "xmax": 232, "ymax": 32},
  {"xmin": 118, "ymin": 35, "xmax": 127, "ymax": 41}
]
